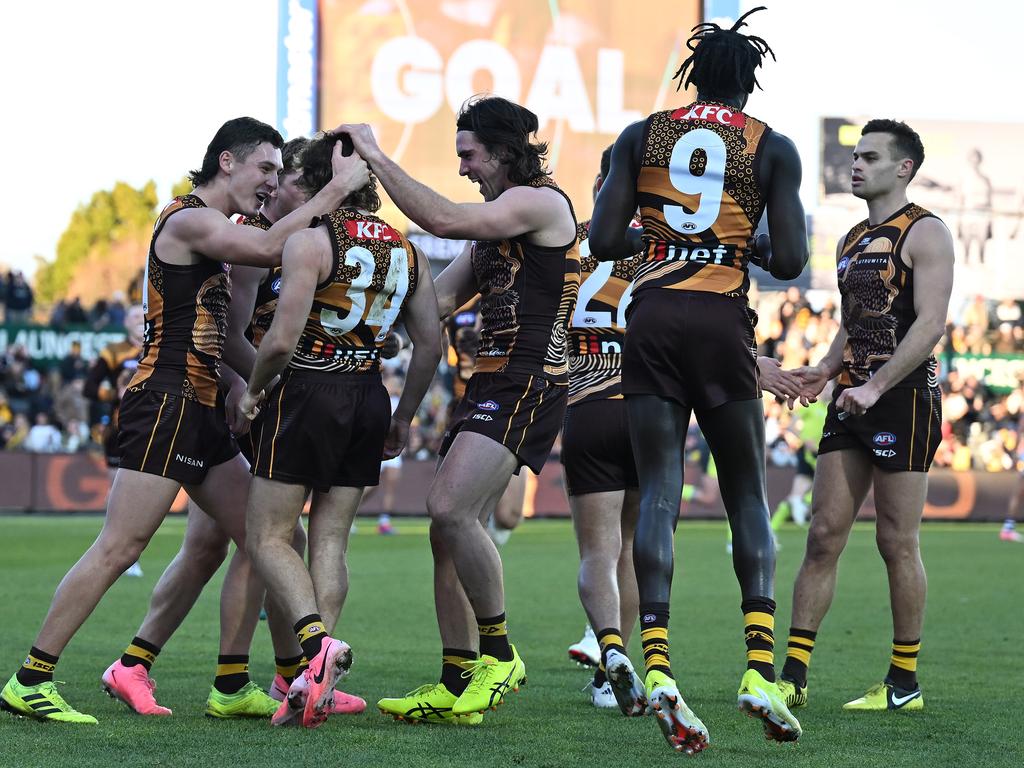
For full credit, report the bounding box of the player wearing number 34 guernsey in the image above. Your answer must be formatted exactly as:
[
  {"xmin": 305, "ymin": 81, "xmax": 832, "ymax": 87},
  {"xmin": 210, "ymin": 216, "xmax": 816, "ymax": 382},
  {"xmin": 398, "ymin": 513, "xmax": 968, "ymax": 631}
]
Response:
[
  {"xmin": 240, "ymin": 132, "xmax": 441, "ymax": 728},
  {"xmin": 590, "ymin": 6, "xmax": 809, "ymax": 754}
]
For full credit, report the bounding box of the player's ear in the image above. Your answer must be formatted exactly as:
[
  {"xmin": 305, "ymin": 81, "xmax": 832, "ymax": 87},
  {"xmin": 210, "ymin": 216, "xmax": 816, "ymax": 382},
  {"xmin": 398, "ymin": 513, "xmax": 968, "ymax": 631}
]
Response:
[
  {"xmin": 897, "ymin": 158, "xmax": 914, "ymax": 180},
  {"xmin": 219, "ymin": 150, "xmax": 234, "ymax": 175}
]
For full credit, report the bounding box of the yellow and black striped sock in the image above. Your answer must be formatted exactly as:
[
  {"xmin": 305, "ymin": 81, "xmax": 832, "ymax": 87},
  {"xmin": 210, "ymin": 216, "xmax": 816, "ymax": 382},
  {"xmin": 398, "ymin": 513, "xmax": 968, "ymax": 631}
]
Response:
[
  {"xmin": 294, "ymin": 614, "xmax": 328, "ymax": 661},
  {"xmin": 781, "ymin": 628, "xmax": 817, "ymax": 687},
  {"xmin": 440, "ymin": 647, "xmax": 477, "ymax": 696},
  {"xmin": 16, "ymin": 647, "xmax": 58, "ymax": 686},
  {"xmin": 275, "ymin": 654, "xmax": 304, "ymax": 684},
  {"xmin": 639, "ymin": 603, "xmax": 671, "ymax": 678},
  {"xmin": 121, "ymin": 636, "xmax": 161, "ymax": 672},
  {"xmin": 477, "ymin": 613, "xmax": 513, "ymax": 661},
  {"xmin": 595, "ymin": 628, "xmax": 624, "ymax": 687},
  {"xmin": 742, "ymin": 597, "xmax": 776, "ymax": 681},
  {"xmin": 887, "ymin": 638, "xmax": 920, "ymax": 690},
  {"xmin": 213, "ymin": 655, "xmax": 250, "ymax": 694}
]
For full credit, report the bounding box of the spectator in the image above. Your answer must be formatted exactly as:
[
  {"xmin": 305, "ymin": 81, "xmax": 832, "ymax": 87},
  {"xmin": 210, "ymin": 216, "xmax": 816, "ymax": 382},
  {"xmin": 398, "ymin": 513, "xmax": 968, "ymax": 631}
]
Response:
[
  {"xmin": 64, "ymin": 297, "xmax": 88, "ymax": 325},
  {"xmin": 3, "ymin": 412, "xmax": 30, "ymax": 450},
  {"xmin": 21, "ymin": 412, "xmax": 61, "ymax": 453},
  {"xmin": 59, "ymin": 341, "xmax": 89, "ymax": 383},
  {"xmin": 4, "ymin": 270, "xmax": 33, "ymax": 323}
]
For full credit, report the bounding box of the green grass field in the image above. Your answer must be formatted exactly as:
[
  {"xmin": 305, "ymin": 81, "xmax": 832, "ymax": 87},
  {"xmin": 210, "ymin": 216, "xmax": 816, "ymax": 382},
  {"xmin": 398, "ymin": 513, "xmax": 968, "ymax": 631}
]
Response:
[{"xmin": 1, "ymin": 516, "xmax": 1020, "ymax": 767}]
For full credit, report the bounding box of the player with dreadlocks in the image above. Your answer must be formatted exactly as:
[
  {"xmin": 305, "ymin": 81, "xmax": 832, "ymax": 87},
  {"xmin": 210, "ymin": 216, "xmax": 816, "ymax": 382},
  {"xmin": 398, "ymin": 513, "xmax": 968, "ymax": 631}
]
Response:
[{"xmin": 589, "ymin": 6, "xmax": 808, "ymax": 753}]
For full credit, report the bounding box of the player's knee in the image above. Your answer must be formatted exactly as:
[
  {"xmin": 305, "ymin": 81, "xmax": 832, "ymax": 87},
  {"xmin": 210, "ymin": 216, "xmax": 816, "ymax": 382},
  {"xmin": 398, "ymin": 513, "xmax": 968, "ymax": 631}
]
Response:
[
  {"xmin": 876, "ymin": 529, "xmax": 918, "ymax": 563},
  {"xmin": 426, "ymin": 491, "xmax": 468, "ymax": 529},
  {"xmin": 94, "ymin": 533, "xmax": 149, "ymax": 574},
  {"xmin": 804, "ymin": 522, "xmax": 845, "ymax": 564}
]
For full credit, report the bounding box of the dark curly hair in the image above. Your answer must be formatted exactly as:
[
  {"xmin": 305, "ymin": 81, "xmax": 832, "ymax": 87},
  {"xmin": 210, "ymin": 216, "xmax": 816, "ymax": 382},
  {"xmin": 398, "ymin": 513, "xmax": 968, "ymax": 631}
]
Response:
[
  {"xmin": 861, "ymin": 119, "xmax": 925, "ymax": 180},
  {"xmin": 673, "ymin": 6, "xmax": 775, "ymax": 97},
  {"xmin": 298, "ymin": 132, "xmax": 381, "ymax": 212},
  {"xmin": 281, "ymin": 136, "xmax": 309, "ymax": 175},
  {"xmin": 455, "ymin": 95, "xmax": 549, "ymax": 184},
  {"xmin": 188, "ymin": 117, "xmax": 284, "ymax": 187}
]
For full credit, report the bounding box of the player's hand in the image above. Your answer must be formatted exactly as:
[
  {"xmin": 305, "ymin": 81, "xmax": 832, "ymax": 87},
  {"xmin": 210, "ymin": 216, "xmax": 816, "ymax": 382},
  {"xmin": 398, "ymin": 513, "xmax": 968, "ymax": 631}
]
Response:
[
  {"xmin": 834, "ymin": 382, "xmax": 882, "ymax": 417},
  {"xmin": 792, "ymin": 364, "xmax": 831, "ymax": 406},
  {"xmin": 329, "ymin": 139, "xmax": 370, "ymax": 193},
  {"xmin": 239, "ymin": 389, "xmax": 265, "ymax": 422},
  {"xmin": 380, "ymin": 332, "xmax": 404, "ymax": 359},
  {"xmin": 756, "ymin": 357, "xmax": 801, "ymax": 409},
  {"xmin": 334, "ymin": 123, "xmax": 384, "ymax": 165},
  {"xmin": 224, "ymin": 376, "xmax": 252, "ymax": 436},
  {"xmin": 383, "ymin": 416, "xmax": 410, "ymax": 460},
  {"xmin": 748, "ymin": 232, "xmax": 772, "ymax": 271}
]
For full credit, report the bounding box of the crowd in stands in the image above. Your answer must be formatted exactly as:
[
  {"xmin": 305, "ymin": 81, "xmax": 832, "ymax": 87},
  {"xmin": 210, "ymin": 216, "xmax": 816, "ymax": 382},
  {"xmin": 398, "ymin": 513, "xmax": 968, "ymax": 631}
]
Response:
[{"xmin": 2, "ymin": 277, "xmax": 1022, "ymax": 473}]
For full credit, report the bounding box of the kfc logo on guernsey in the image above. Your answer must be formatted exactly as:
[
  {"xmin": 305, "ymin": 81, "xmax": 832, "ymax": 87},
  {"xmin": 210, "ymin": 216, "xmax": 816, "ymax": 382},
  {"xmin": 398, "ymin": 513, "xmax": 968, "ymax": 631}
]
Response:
[
  {"xmin": 671, "ymin": 103, "xmax": 746, "ymax": 128},
  {"xmin": 345, "ymin": 220, "xmax": 402, "ymax": 241}
]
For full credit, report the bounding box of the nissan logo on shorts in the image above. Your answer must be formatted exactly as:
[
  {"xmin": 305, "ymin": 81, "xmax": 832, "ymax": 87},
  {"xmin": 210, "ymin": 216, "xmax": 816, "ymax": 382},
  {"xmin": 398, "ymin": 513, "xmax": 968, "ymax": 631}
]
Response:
[
  {"xmin": 872, "ymin": 432, "xmax": 897, "ymax": 446},
  {"xmin": 478, "ymin": 400, "xmax": 501, "ymax": 412}
]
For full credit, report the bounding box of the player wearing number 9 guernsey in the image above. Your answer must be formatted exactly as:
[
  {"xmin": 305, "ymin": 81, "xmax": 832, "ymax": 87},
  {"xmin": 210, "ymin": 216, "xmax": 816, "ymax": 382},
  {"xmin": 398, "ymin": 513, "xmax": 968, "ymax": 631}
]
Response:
[
  {"xmin": 239, "ymin": 132, "xmax": 441, "ymax": 728},
  {"xmin": 590, "ymin": 7, "xmax": 808, "ymax": 753}
]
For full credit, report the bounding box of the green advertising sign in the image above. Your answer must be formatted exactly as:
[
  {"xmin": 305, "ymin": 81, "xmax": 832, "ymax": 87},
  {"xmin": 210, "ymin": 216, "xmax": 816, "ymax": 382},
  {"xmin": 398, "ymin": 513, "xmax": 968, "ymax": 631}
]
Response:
[{"xmin": 0, "ymin": 324, "xmax": 127, "ymax": 370}]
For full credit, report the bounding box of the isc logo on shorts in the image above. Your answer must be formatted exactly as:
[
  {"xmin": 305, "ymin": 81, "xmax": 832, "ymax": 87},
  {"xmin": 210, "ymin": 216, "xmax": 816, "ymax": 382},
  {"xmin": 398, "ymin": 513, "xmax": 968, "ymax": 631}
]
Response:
[
  {"xmin": 872, "ymin": 432, "xmax": 897, "ymax": 446},
  {"xmin": 478, "ymin": 400, "xmax": 501, "ymax": 412},
  {"xmin": 472, "ymin": 413, "xmax": 494, "ymax": 421}
]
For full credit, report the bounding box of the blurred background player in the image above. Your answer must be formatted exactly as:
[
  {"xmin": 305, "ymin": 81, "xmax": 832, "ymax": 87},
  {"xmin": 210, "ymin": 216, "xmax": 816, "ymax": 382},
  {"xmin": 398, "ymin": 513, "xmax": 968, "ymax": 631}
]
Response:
[
  {"xmin": 771, "ymin": 381, "xmax": 831, "ymax": 531},
  {"xmin": 779, "ymin": 119, "xmax": 954, "ymax": 713},
  {"xmin": 590, "ymin": 7, "xmax": 808, "ymax": 752}
]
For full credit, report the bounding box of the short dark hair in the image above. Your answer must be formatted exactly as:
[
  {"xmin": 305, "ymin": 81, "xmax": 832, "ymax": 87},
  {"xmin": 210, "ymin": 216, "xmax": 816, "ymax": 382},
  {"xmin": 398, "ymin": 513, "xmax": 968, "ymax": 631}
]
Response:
[
  {"xmin": 861, "ymin": 119, "xmax": 925, "ymax": 180},
  {"xmin": 299, "ymin": 132, "xmax": 381, "ymax": 212},
  {"xmin": 281, "ymin": 136, "xmax": 309, "ymax": 175},
  {"xmin": 456, "ymin": 95, "xmax": 549, "ymax": 184},
  {"xmin": 674, "ymin": 6, "xmax": 775, "ymax": 97},
  {"xmin": 599, "ymin": 145, "xmax": 613, "ymax": 179},
  {"xmin": 188, "ymin": 117, "xmax": 284, "ymax": 187}
]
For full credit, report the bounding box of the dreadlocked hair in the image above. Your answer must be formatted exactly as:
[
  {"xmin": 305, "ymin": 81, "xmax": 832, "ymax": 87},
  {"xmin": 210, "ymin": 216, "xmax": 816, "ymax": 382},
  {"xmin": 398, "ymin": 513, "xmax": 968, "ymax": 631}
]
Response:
[{"xmin": 672, "ymin": 6, "xmax": 775, "ymax": 96}]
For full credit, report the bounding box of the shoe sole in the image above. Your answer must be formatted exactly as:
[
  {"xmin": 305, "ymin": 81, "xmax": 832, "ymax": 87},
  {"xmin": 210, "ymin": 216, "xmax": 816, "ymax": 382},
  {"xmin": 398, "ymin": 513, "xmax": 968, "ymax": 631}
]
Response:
[
  {"xmin": 606, "ymin": 660, "xmax": 647, "ymax": 717},
  {"xmin": 303, "ymin": 644, "xmax": 353, "ymax": 728},
  {"xmin": 738, "ymin": 695, "xmax": 801, "ymax": 742},
  {"xmin": 650, "ymin": 691, "xmax": 709, "ymax": 755},
  {"xmin": 568, "ymin": 649, "xmax": 599, "ymax": 668}
]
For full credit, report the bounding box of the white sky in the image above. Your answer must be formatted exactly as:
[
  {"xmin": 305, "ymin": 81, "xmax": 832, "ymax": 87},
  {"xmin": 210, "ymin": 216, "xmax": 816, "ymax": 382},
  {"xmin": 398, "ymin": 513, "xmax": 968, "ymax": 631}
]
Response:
[{"xmin": 2, "ymin": 0, "xmax": 1021, "ymax": 278}]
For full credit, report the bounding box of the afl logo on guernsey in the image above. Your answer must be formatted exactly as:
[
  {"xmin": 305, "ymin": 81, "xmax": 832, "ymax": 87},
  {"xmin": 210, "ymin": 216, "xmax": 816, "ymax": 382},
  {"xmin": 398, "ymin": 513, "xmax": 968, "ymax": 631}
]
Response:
[
  {"xmin": 271, "ymin": 277, "xmax": 282, "ymax": 294},
  {"xmin": 837, "ymin": 256, "xmax": 850, "ymax": 275},
  {"xmin": 873, "ymin": 432, "xmax": 897, "ymax": 446},
  {"xmin": 478, "ymin": 400, "xmax": 501, "ymax": 412}
]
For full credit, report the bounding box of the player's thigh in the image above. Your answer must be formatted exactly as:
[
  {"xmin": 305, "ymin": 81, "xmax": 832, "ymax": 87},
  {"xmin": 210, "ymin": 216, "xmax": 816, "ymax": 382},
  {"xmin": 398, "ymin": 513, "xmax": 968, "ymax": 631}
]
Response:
[
  {"xmin": 244, "ymin": 475, "xmax": 309, "ymax": 547},
  {"xmin": 806, "ymin": 449, "xmax": 874, "ymax": 546},
  {"xmin": 871, "ymin": 468, "xmax": 928, "ymax": 542},
  {"xmin": 185, "ymin": 454, "xmax": 256, "ymax": 546},
  {"xmin": 101, "ymin": 468, "xmax": 182, "ymax": 548},
  {"xmin": 571, "ymin": 490, "xmax": 626, "ymax": 561},
  {"xmin": 430, "ymin": 431, "xmax": 518, "ymax": 522}
]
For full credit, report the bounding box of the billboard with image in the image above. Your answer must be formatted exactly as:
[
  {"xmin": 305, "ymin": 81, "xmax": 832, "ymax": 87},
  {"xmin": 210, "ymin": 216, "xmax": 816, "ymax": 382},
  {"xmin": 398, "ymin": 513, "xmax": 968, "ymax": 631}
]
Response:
[{"xmin": 312, "ymin": 0, "xmax": 701, "ymax": 238}]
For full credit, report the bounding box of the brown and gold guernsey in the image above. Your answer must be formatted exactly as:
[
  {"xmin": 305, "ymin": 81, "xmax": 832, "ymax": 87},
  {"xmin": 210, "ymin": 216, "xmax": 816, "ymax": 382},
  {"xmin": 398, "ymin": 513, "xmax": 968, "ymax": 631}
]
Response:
[
  {"xmin": 446, "ymin": 300, "xmax": 480, "ymax": 401},
  {"xmin": 129, "ymin": 195, "xmax": 231, "ymax": 407},
  {"xmin": 568, "ymin": 218, "xmax": 643, "ymax": 406},
  {"xmin": 236, "ymin": 213, "xmax": 279, "ymax": 349},
  {"xmin": 472, "ymin": 175, "xmax": 580, "ymax": 382},
  {"xmin": 634, "ymin": 102, "xmax": 770, "ymax": 299},
  {"xmin": 290, "ymin": 208, "xmax": 419, "ymax": 374},
  {"xmin": 836, "ymin": 203, "xmax": 940, "ymax": 388}
]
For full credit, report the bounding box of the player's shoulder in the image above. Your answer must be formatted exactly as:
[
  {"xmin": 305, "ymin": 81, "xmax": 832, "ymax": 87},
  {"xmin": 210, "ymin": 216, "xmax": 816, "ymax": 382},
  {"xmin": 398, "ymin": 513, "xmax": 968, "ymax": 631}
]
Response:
[{"xmin": 904, "ymin": 208, "xmax": 953, "ymax": 252}]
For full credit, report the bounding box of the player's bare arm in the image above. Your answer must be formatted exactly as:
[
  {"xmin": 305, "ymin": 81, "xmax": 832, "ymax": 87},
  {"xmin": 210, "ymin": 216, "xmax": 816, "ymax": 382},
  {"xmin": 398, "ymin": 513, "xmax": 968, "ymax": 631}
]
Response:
[
  {"xmin": 590, "ymin": 121, "xmax": 645, "ymax": 261},
  {"xmin": 384, "ymin": 249, "xmax": 443, "ymax": 459},
  {"xmin": 760, "ymin": 133, "xmax": 809, "ymax": 280},
  {"xmin": 163, "ymin": 147, "xmax": 368, "ymax": 268},
  {"xmin": 222, "ymin": 264, "xmax": 263, "ymax": 380},
  {"xmin": 339, "ymin": 123, "xmax": 571, "ymax": 244},
  {"xmin": 434, "ymin": 243, "xmax": 479, "ymax": 319},
  {"xmin": 241, "ymin": 228, "xmax": 326, "ymax": 417},
  {"xmin": 835, "ymin": 217, "xmax": 953, "ymax": 416}
]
